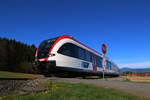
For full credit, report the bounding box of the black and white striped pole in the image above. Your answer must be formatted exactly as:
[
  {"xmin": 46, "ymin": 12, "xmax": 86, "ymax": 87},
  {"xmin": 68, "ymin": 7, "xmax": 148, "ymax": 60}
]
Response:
[{"xmin": 102, "ymin": 44, "xmax": 107, "ymax": 80}]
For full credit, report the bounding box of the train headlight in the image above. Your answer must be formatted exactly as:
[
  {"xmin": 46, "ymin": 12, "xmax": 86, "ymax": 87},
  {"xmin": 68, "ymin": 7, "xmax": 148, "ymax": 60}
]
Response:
[{"xmin": 49, "ymin": 54, "xmax": 55, "ymax": 57}]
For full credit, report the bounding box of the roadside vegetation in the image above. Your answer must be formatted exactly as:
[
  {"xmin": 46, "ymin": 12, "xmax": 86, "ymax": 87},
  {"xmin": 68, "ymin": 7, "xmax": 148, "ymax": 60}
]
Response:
[{"xmin": 1, "ymin": 82, "xmax": 148, "ymax": 100}]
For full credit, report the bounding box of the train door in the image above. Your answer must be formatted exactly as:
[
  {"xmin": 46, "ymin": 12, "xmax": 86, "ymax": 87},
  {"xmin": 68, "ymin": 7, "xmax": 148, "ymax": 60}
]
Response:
[{"xmin": 92, "ymin": 55, "xmax": 97, "ymax": 72}]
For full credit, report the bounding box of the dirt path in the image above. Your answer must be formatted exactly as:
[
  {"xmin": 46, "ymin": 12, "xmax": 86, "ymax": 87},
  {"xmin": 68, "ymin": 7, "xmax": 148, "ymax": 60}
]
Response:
[{"xmin": 48, "ymin": 77, "xmax": 150, "ymax": 98}]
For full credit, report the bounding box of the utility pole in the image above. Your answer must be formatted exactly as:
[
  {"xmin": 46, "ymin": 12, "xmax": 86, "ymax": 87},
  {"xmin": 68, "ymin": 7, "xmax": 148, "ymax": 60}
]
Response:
[{"xmin": 102, "ymin": 44, "xmax": 107, "ymax": 80}]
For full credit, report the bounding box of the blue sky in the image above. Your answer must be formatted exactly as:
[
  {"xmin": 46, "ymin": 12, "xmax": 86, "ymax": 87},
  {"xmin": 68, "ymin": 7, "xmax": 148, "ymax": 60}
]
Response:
[{"xmin": 0, "ymin": 0, "xmax": 150, "ymax": 68}]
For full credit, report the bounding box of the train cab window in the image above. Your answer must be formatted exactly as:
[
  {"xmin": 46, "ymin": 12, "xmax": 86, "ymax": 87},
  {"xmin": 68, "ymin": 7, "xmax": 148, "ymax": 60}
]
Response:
[
  {"xmin": 38, "ymin": 37, "xmax": 58, "ymax": 58},
  {"xmin": 57, "ymin": 43, "xmax": 77, "ymax": 58}
]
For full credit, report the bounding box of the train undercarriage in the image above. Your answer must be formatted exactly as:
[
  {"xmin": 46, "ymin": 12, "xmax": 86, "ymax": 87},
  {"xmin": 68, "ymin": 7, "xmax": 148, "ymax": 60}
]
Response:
[{"xmin": 35, "ymin": 61, "xmax": 119, "ymax": 78}]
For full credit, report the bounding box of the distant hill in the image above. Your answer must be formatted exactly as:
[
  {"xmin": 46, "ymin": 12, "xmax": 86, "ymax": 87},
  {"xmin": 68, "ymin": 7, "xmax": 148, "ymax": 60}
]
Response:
[{"xmin": 120, "ymin": 67, "xmax": 150, "ymax": 73}]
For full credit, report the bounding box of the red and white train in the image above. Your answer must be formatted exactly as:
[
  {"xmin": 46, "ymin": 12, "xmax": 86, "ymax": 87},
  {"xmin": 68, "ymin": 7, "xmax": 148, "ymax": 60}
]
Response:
[{"xmin": 35, "ymin": 35, "xmax": 119, "ymax": 77}]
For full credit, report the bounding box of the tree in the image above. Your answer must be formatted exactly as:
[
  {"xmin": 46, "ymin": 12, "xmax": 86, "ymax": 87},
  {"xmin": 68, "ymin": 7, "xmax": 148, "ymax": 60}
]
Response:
[{"xmin": 0, "ymin": 37, "xmax": 36, "ymax": 73}]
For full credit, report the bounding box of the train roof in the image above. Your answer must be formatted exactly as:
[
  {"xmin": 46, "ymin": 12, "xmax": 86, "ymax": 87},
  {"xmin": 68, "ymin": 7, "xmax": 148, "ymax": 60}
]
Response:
[{"xmin": 49, "ymin": 35, "xmax": 102, "ymax": 56}]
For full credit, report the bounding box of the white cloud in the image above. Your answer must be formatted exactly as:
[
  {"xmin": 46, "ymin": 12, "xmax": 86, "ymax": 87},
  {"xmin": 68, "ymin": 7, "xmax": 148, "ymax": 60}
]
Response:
[{"xmin": 118, "ymin": 61, "xmax": 150, "ymax": 68}]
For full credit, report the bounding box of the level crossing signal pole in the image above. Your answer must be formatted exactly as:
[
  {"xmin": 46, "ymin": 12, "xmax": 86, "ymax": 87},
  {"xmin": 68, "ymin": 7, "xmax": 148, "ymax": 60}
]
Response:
[{"xmin": 102, "ymin": 44, "xmax": 107, "ymax": 80}]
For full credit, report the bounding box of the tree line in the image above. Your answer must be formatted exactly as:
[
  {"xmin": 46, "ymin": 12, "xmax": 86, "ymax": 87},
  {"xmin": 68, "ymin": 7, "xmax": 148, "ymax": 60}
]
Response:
[{"xmin": 0, "ymin": 37, "xmax": 37, "ymax": 73}]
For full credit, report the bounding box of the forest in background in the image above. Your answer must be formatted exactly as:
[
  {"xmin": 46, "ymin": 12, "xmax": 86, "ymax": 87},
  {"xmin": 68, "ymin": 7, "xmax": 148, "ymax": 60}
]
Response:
[{"xmin": 0, "ymin": 37, "xmax": 37, "ymax": 73}]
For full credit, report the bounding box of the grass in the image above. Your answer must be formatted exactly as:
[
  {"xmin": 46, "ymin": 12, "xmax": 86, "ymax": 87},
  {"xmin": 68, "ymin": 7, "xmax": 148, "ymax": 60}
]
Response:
[
  {"xmin": 1, "ymin": 82, "xmax": 148, "ymax": 100},
  {"xmin": 0, "ymin": 71, "xmax": 44, "ymax": 79}
]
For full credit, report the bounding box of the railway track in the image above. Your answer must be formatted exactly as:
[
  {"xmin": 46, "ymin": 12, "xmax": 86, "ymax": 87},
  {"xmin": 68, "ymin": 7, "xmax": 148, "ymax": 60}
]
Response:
[{"xmin": 0, "ymin": 78, "xmax": 47, "ymax": 95}]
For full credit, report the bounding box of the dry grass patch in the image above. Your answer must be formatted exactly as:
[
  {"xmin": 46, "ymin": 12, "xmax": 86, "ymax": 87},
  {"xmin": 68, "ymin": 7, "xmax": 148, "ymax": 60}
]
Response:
[{"xmin": 122, "ymin": 76, "xmax": 150, "ymax": 83}]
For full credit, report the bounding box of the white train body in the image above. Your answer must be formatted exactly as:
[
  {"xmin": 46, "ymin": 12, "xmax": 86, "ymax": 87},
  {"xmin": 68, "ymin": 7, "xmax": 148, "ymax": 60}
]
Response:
[{"xmin": 35, "ymin": 35, "xmax": 119, "ymax": 76}]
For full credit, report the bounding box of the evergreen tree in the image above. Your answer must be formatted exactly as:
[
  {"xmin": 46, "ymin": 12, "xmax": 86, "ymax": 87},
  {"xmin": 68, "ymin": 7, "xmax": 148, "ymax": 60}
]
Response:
[{"xmin": 0, "ymin": 37, "xmax": 36, "ymax": 73}]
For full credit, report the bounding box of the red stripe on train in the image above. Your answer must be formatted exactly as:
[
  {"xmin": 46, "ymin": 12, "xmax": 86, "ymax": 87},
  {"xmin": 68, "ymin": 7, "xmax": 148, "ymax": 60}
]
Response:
[
  {"xmin": 49, "ymin": 35, "xmax": 72, "ymax": 54},
  {"xmin": 38, "ymin": 57, "xmax": 49, "ymax": 62},
  {"xmin": 49, "ymin": 35, "xmax": 101, "ymax": 56}
]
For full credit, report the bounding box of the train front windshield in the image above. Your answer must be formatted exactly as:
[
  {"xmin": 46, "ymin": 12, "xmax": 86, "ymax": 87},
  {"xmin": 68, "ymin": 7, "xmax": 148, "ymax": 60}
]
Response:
[{"xmin": 37, "ymin": 38, "xmax": 58, "ymax": 59}]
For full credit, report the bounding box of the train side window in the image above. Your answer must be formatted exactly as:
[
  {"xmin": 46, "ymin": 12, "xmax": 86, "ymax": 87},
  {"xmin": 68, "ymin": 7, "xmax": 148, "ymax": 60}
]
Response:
[
  {"xmin": 110, "ymin": 63, "xmax": 112, "ymax": 70},
  {"xmin": 113, "ymin": 65, "xmax": 119, "ymax": 72},
  {"xmin": 97, "ymin": 56, "xmax": 102, "ymax": 67},
  {"xmin": 106, "ymin": 61, "xmax": 111, "ymax": 70},
  {"xmin": 73, "ymin": 45, "xmax": 79, "ymax": 58},
  {"xmin": 58, "ymin": 43, "xmax": 77, "ymax": 57},
  {"xmin": 78, "ymin": 47, "xmax": 86, "ymax": 60},
  {"xmin": 85, "ymin": 50, "xmax": 91, "ymax": 62},
  {"xmin": 58, "ymin": 43, "xmax": 70, "ymax": 56}
]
